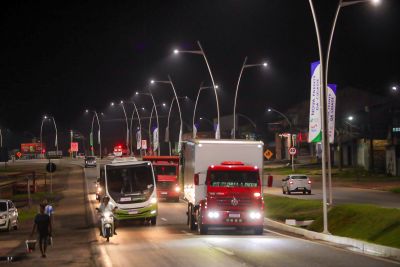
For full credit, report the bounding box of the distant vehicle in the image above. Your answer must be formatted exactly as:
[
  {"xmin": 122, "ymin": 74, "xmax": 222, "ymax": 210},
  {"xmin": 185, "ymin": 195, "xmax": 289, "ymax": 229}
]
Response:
[
  {"xmin": 282, "ymin": 175, "xmax": 312, "ymax": 195},
  {"xmin": 113, "ymin": 145, "xmax": 128, "ymax": 157},
  {"xmin": 76, "ymin": 153, "xmax": 85, "ymax": 159},
  {"xmin": 0, "ymin": 199, "xmax": 18, "ymax": 231},
  {"xmin": 143, "ymin": 156, "xmax": 180, "ymax": 202},
  {"xmin": 183, "ymin": 139, "xmax": 264, "ymax": 235},
  {"xmin": 98, "ymin": 157, "xmax": 157, "ymax": 225},
  {"xmin": 85, "ymin": 156, "xmax": 97, "ymax": 168}
]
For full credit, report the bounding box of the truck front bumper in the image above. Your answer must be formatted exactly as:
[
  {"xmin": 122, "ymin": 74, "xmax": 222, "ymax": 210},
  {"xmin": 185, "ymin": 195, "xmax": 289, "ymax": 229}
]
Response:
[{"xmin": 202, "ymin": 209, "xmax": 264, "ymax": 227}]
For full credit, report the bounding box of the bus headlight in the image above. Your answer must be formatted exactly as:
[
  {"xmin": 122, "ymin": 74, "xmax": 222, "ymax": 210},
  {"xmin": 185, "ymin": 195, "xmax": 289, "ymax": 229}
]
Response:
[{"xmin": 150, "ymin": 197, "xmax": 157, "ymax": 204}]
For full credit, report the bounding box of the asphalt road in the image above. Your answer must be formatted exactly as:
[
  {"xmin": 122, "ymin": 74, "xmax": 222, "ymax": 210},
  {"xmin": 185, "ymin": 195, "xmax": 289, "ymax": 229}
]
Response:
[
  {"xmin": 83, "ymin": 166, "xmax": 399, "ymax": 267},
  {"xmin": 264, "ymin": 176, "xmax": 400, "ymax": 209}
]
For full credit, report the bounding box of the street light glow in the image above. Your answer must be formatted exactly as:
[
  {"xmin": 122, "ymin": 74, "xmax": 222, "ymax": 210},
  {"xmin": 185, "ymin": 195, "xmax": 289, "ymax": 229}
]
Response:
[
  {"xmin": 120, "ymin": 100, "xmax": 124, "ymax": 104},
  {"xmin": 372, "ymin": 0, "xmax": 381, "ymax": 6},
  {"xmin": 200, "ymin": 117, "xmax": 203, "ymax": 120},
  {"xmin": 135, "ymin": 91, "xmax": 139, "ymax": 95},
  {"xmin": 44, "ymin": 115, "xmax": 48, "ymax": 119},
  {"xmin": 85, "ymin": 109, "xmax": 89, "ymax": 113},
  {"xmin": 142, "ymin": 107, "xmax": 145, "ymax": 110},
  {"xmin": 111, "ymin": 102, "xmax": 115, "ymax": 106},
  {"xmin": 392, "ymin": 86, "xmax": 398, "ymax": 91},
  {"xmin": 150, "ymin": 80, "xmax": 155, "ymax": 84},
  {"xmin": 162, "ymin": 103, "xmax": 166, "ymax": 107},
  {"xmin": 173, "ymin": 49, "xmax": 179, "ymax": 54},
  {"xmin": 215, "ymin": 85, "xmax": 219, "ymax": 89},
  {"xmin": 348, "ymin": 116, "xmax": 354, "ymax": 121},
  {"xmin": 263, "ymin": 62, "xmax": 268, "ymax": 67},
  {"xmin": 267, "ymin": 108, "xmax": 272, "ymax": 112}
]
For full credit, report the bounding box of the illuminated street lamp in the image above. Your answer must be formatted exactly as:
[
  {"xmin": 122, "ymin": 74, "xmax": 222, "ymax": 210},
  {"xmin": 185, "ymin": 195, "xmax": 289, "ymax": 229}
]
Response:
[
  {"xmin": 233, "ymin": 57, "xmax": 268, "ymax": 139},
  {"xmin": 308, "ymin": 0, "xmax": 380, "ymax": 234},
  {"xmin": 347, "ymin": 115, "xmax": 354, "ymax": 121},
  {"xmin": 192, "ymin": 83, "xmax": 219, "ymax": 138},
  {"xmin": 173, "ymin": 41, "xmax": 220, "ymax": 139},
  {"xmin": 135, "ymin": 91, "xmax": 160, "ymax": 156},
  {"xmin": 40, "ymin": 115, "xmax": 58, "ymax": 154},
  {"xmin": 151, "ymin": 76, "xmax": 183, "ymax": 153},
  {"xmin": 85, "ymin": 110, "xmax": 102, "ymax": 158},
  {"xmin": 392, "ymin": 86, "xmax": 398, "ymax": 91}
]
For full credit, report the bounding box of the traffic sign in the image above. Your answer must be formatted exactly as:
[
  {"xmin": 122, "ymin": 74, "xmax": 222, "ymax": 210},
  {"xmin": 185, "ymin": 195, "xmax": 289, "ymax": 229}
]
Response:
[
  {"xmin": 16, "ymin": 152, "xmax": 22, "ymax": 158},
  {"xmin": 288, "ymin": 147, "xmax": 297, "ymax": 156},
  {"xmin": 46, "ymin": 162, "xmax": 56, "ymax": 173},
  {"xmin": 264, "ymin": 149, "xmax": 274, "ymax": 160},
  {"xmin": 70, "ymin": 142, "xmax": 78, "ymax": 152},
  {"xmin": 141, "ymin": 140, "xmax": 147, "ymax": 150}
]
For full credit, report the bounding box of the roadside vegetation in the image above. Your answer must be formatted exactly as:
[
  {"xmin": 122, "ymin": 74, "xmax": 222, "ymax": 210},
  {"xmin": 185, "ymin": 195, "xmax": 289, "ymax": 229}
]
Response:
[
  {"xmin": 265, "ymin": 194, "xmax": 400, "ymax": 249},
  {"xmin": 390, "ymin": 187, "xmax": 400, "ymax": 194}
]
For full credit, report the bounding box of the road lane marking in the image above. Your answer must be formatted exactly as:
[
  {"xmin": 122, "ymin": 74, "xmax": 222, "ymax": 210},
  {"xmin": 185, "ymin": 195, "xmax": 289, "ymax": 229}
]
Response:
[
  {"xmin": 161, "ymin": 217, "xmax": 167, "ymax": 221},
  {"xmin": 214, "ymin": 247, "xmax": 235, "ymax": 256}
]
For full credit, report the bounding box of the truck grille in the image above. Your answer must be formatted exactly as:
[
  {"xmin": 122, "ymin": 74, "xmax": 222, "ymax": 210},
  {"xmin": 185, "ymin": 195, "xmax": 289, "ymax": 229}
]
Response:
[
  {"xmin": 158, "ymin": 181, "xmax": 174, "ymax": 189},
  {"xmin": 214, "ymin": 197, "xmax": 252, "ymax": 208}
]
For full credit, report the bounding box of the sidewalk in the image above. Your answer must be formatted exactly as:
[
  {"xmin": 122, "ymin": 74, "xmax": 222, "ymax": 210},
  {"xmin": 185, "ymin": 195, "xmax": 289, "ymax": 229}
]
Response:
[{"xmin": 1, "ymin": 163, "xmax": 95, "ymax": 266}]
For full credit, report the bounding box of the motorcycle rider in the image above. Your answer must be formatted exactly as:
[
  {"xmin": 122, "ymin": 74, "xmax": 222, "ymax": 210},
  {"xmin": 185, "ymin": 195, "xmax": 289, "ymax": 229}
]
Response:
[{"xmin": 98, "ymin": 195, "xmax": 117, "ymax": 236}]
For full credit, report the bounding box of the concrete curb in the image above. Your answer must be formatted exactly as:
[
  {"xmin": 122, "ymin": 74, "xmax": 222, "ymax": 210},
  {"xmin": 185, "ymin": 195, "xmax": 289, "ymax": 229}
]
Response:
[{"xmin": 264, "ymin": 218, "xmax": 400, "ymax": 261}]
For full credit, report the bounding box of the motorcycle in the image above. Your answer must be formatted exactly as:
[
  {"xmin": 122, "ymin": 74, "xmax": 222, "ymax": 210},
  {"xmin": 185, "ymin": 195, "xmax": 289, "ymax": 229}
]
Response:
[{"xmin": 96, "ymin": 208, "xmax": 115, "ymax": 242}]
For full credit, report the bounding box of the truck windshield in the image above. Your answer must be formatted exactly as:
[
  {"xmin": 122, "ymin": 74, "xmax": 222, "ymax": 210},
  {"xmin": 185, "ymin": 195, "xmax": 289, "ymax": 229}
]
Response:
[
  {"xmin": 106, "ymin": 164, "xmax": 154, "ymax": 203},
  {"xmin": 209, "ymin": 171, "xmax": 259, "ymax": 187},
  {"xmin": 154, "ymin": 165, "xmax": 177, "ymax": 176}
]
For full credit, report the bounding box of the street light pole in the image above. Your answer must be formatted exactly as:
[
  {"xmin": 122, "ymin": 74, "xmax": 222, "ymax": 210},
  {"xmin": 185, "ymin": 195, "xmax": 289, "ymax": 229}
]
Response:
[
  {"xmin": 233, "ymin": 57, "xmax": 267, "ymax": 139},
  {"xmin": 192, "ymin": 83, "xmax": 218, "ymax": 139},
  {"xmin": 166, "ymin": 96, "xmax": 187, "ymax": 155},
  {"xmin": 0, "ymin": 128, "xmax": 2, "ymax": 148},
  {"xmin": 308, "ymin": 0, "xmax": 329, "ymax": 234},
  {"xmin": 174, "ymin": 41, "xmax": 220, "ymax": 139},
  {"xmin": 151, "ymin": 76, "xmax": 183, "ymax": 154},
  {"xmin": 128, "ymin": 101, "xmax": 142, "ymax": 157},
  {"xmin": 120, "ymin": 101, "xmax": 130, "ymax": 153},
  {"xmin": 40, "ymin": 116, "xmax": 47, "ymax": 155}
]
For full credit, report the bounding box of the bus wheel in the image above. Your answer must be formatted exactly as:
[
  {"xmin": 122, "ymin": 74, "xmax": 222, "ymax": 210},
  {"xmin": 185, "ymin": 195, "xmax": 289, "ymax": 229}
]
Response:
[{"xmin": 150, "ymin": 217, "xmax": 157, "ymax": 226}]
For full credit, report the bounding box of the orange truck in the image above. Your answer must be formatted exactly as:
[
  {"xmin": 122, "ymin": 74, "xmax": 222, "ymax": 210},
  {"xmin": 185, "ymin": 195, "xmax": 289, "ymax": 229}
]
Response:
[{"xmin": 142, "ymin": 156, "xmax": 180, "ymax": 202}]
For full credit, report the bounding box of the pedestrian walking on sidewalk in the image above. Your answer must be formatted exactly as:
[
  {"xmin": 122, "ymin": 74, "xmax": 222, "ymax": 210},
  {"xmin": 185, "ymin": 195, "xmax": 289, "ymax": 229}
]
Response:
[{"xmin": 30, "ymin": 204, "xmax": 52, "ymax": 258}]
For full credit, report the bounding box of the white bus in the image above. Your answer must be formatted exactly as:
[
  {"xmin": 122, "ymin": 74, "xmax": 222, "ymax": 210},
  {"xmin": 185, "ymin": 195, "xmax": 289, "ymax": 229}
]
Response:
[{"xmin": 99, "ymin": 158, "xmax": 158, "ymax": 225}]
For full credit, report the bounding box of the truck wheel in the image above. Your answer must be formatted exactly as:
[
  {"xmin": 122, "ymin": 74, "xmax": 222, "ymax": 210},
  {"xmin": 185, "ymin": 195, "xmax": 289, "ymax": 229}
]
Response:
[
  {"xmin": 254, "ymin": 226, "xmax": 263, "ymax": 235},
  {"xmin": 188, "ymin": 205, "xmax": 196, "ymax": 231},
  {"xmin": 150, "ymin": 216, "xmax": 157, "ymax": 226},
  {"xmin": 174, "ymin": 197, "xmax": 180, "ymax": 202},
  {"xmin": 308, "ymin": 190, "xmax": 312, "ymax": 195},
  {"xmin": 197, "ymin": 211, "xmax": 207, "ymax": 235}
]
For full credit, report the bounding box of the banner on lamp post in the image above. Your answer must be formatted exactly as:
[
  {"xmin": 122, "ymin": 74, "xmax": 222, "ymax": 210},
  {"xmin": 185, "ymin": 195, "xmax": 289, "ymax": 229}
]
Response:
[
  {"xmin": 193, "ymin": 124, "xmax": 197, "ymax": 139},
  {"xmin": 153, "ymin": 128, "xmax": 159, "ymax": 151},
  {"xmin": 308, "ymin": 61, "xmax": 322, "ymax": 143},
  {"xmin": 327, "ymin": 84, "xmax": 337, "ymax": 144},
  {"xmin": 178, "ymin": 128, "xmax": 182, "ymax": 152},
  {"xmin": 165, "ymin": 127, "xmax": 169, "ymax": 142},
  {"xmin": 136, "ymin": 130, "xmax": 141, "ymax": 149}
]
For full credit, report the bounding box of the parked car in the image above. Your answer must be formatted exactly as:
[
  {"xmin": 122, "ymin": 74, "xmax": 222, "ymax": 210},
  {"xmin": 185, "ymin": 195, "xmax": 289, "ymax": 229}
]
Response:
[
  {"xmin": 84, "ymin": 156, "xmax": 97, "ymax": 168},
  {"xmin": 0, "ymin": 200, "xmax": 18, "ymax": 231},
  {"xmin": 282, "ymin": 175, "xmax": 311, "ymax": 195}
]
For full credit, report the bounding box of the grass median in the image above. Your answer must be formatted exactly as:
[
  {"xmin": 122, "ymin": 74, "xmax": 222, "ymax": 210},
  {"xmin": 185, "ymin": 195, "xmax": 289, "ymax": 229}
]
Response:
[{"xmin": 264, "ymin": 194, "xmax": 400, "ymax": 248}]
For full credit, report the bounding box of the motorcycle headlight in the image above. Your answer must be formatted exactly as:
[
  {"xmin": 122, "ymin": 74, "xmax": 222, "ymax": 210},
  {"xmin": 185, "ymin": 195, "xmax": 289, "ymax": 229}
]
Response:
[{"xmin": 103, "ymin": 211, "xmax": 112, "ymax": 218}]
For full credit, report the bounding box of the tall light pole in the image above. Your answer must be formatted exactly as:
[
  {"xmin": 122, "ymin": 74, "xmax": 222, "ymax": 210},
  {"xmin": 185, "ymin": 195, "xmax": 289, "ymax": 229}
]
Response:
[
  {"xmin": 85, "ymin": 110, "xmax": 102, "ymax": 158},
  {"xmin": 325, "ymin": 0, "xmax": 381, "ymax": 206},
  {"xmin": 308, "ymin": 0, "xmax": 381, "ymax": 233},
  {"xmin": 151, "ymin": 76, "xmax": 183, "ymax": 154},
  {"xmin": 111, "ymin": 101, "xmax": 130, "ymax": 152},
  {"xmin": 192, "ymin": 83, "xmax": 219, "ymax": 138},
  {"xmin": 165, "ymin": 96, "xmax": 187, "ymax": 155},
  {"xmin": 125, "ymin": 100, "xmax": 142, "ymax": 156},
  {"xmin": 135, "ymin": 91, "xmax": 160, "ymax": 156},
  {"xmin": 174, "ymin": 41, "xmax": 220, "ymax": 139},
  {"xmin": 233, "ymin": 57, "xmax": 267, "ymax": 139},
  {"xmin": 0, "ymin": 128, "xmax": 2, "ymax": 148},
  {"xmin": 40, "ymin": 115, "xmax": 58, "ymax": 154}
]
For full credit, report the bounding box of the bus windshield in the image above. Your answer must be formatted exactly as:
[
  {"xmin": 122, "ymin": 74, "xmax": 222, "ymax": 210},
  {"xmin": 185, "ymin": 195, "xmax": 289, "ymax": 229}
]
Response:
[
  {"xmin": 208, "ymin": 171, "xmax": 259, "ymax": 188},
  {"xmin": 106, "ymin": 163, "xmax": 154, "ymax": 203}
]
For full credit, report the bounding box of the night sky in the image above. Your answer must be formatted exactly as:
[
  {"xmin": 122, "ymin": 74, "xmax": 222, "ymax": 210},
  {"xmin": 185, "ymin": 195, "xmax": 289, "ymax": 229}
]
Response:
[{"xmin": 1, "ymin": 0, "xmax": 399, "ymax": 146}]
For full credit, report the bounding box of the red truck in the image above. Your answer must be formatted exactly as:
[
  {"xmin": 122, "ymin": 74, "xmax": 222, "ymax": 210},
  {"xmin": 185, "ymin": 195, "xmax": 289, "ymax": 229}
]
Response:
[
  {"xmin": 183, "ymin": 139, "xmax": 264, "ymax": 235},
  {"xmin": 143, "ymin": 156, "xmax": 180, "ymax": 202}
]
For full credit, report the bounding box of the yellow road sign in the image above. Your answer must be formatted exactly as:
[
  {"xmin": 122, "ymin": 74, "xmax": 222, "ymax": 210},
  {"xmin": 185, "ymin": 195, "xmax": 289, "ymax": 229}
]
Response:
[{"xmin": 264, "ymin": 149, "xmax": 274, "ymax": 160}]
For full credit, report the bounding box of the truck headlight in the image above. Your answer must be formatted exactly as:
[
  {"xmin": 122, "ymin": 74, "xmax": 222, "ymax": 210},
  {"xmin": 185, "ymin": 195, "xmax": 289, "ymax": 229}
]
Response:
[
  {"xmin": 207, "ymin": 211, "xmax": 219, "ymax": 219},
  {"xmin": 174, "ymin": 186, "xmax": 180, "ymax": 192},
  {"xmin": 249, "ymin": 212, "xmax": 261, "ymax": 220}
]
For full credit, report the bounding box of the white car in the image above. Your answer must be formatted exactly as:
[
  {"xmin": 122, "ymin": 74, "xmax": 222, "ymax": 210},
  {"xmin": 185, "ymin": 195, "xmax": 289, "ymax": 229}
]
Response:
[
  {"xmin": 0, "ymin": 199, "xmax": 18, "ymax": 231},
  {"xmin": 282, "ymin": 175, "xmax": 312, "ymax": 195}
]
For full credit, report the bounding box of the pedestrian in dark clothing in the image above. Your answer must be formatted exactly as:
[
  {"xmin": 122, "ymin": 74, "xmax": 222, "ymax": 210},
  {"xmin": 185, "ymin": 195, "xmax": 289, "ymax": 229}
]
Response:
[{"xmin": 30, "ymin": 204, "xmax": 52, "ymax": 258}]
